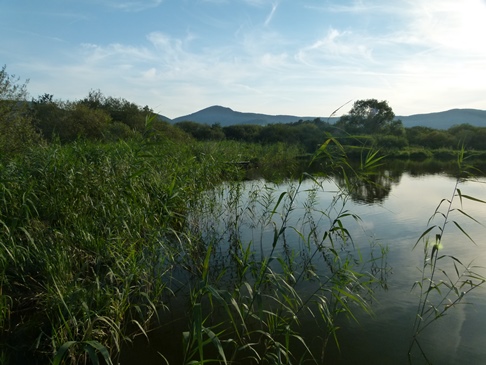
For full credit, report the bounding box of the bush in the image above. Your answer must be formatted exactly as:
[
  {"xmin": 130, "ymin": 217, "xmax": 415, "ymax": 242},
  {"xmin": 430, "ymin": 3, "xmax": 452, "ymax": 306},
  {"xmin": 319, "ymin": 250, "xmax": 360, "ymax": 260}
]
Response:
[
  {"xmin": 0, "ymin": 65, "xmax": 43, "ymax": 158},
  {"xmin": 102, "ymin": 121, "xmax": 140, "ymax": 141},
  {"xmin": 375, "ymin": 134, "xmax": 408, "ymax": 150}
]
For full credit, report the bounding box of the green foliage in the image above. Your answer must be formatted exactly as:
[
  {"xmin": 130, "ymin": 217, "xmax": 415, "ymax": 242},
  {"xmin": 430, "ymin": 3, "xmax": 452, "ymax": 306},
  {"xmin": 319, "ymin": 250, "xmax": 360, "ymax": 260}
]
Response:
[
  {"xmin": 0, "ymin": 139, "xmax": 234, "ymax": 363},
  {"xmin": 65, "ymin": 103, "xmax": 112, "ymax": 141},
  {"xmin": 416, "ymin": 129, "xmax": 455, "ymax": 149},
  {"xmin": 374, "ymin": 134, "xmax": 408, "ymax": 150},
  {"xmin": 291, "ymin": 122, "xmax": 326, "ymax": 153},
  {"xmin": 175, "ymin": 121, "xmax": 225, "ymax": 140},
  {"xmin": 4, "ymin": 64, "xmax": 486, "ymax": 364},
  {"xmin": 52, "ymin": 340, "xmax": 114, "ymax": 365},
  {"xmin": 336, "ymin": 99, "xmax": 400, "ymax": 135},
  {"xmin": 222, "ymin": 124, "xmax": 263, "ymax": 142},
  {"xmin": 177, "ymin": 141, "xmax": 385, "ymax": 364},
  {"xmin": 79, "ymin": 89, "xmax": 153, "ymax": 132},
  {"xmin": 0, "ymin": 135, "xmax": 387, "ymax": 364},
  {"xmin": 448, "ymin": 123, "xmax": 486, "ymax": 150},
  {"xmin": 102, "ymin": 121, "xmax": 141, "ymax": 141},
  {"xmin": 258, "ymin": 123, "xmax": 295, "ymax": 144},
  {"xmin": 31, "ymin": 93, "xmax": 66, "ymax": 141},
  {"xmin": 0, "ymin": 65, "xmax": 43, "ymax": 158}
]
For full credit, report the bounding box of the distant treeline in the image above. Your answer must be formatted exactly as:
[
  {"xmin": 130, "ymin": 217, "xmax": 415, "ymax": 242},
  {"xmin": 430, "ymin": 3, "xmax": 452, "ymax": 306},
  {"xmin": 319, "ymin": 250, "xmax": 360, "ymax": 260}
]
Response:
[
  {"xmin": 28, "ymin": 92, "xmax": 486, "ymax": 152},
  {"xmin": 174, "ymin": 120, "xmax": 486, "ymax": 152},
  {"xmin": 2, "ymin": 62, "xmax": 486, "ymax": 161}
]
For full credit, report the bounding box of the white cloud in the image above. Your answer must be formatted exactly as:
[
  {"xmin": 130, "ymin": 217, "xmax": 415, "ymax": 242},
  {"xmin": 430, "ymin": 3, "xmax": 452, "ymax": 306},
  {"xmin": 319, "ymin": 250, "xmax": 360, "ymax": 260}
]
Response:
[
  {"xmin": 296, "ymin": 28, "xmax": 374, "ymax": 67},
  {"xmin": 104, "ymin": 0, "xmax": 163, "ymax": 12},
  {"xmin": 325, "ymin": 0, "xmax": 382, "ymax": 13},
  {"xmin": 7, "ymin": 0, "xmax": 486, "ymax": 118},
  {"xmin": 404, "ymin": 0, "xmax": 486, "ymax": 55},
  {"xmin": 264, "ymin": 1, "xmax": 279, "ymax": 26},
  {"xmin": 80, "ymin": 42, "xmax": 155, "ymax": 65},
  {"xmin": 244, "ymin": 0, "xmax": 273, "ymax": 7},
  {"xmin": 305, "ymin": 1, "xmax": 399, "ymax": 15}
]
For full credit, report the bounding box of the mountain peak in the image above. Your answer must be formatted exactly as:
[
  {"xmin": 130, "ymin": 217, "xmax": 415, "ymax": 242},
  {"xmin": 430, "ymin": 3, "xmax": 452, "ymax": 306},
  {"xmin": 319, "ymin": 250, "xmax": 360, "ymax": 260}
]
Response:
[
  {"xmin": 202, "ymin": 105, "xmax": 234, "ymax": 113},
  {"xmin": 172, "ymin": 105, "xmax": 316, "ymax": 126}
]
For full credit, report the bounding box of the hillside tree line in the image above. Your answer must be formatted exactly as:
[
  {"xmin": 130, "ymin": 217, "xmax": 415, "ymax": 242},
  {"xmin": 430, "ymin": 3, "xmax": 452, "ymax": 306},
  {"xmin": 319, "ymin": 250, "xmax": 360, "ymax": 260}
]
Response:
[{"xmin": 2, "ymin": 65, "xmax": 486, "ymax": 160}]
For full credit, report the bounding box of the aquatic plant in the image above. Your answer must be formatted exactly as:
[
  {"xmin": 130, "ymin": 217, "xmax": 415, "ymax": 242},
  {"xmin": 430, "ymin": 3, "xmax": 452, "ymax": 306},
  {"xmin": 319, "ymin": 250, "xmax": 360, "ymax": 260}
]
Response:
[
  {"xmin": 172, "ymin": 138, "xmax": 387, "ymax": 364},
  {"xmin": 409, "ymin": 148, "xmax": 486, "ymax": 363},
  {"xmin": 0, "ymin": 120, "xmax": 387, "ymax": 364}
]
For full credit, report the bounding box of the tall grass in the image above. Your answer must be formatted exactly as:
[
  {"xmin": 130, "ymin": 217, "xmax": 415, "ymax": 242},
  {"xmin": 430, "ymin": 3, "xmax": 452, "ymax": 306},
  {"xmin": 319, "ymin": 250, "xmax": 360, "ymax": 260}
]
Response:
[
  {"xmin": 0, "ymin": 133, "xmax": 385, "ymax": 364},
  {"xmin": 0, "ymin": 136, "xmax": 237, "ymax": 363},
  {"xmin": 166, "ymin": 139, "xmax": 387, "ymax": 364}
]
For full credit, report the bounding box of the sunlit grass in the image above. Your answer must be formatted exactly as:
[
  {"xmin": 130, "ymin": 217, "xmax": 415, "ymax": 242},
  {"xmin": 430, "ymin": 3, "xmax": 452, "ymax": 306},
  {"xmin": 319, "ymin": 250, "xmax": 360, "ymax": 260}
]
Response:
[{"xmin": 0, "ymin": 136, "xmax": 388, "ymax": 364}]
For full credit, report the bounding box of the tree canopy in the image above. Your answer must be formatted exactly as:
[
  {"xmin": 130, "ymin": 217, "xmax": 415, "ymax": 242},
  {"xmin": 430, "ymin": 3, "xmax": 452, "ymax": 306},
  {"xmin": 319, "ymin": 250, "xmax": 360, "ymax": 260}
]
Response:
[
  {"xmin": 0, "ymin": 65, "xmax": 43, "ymax": 157},
  {"xmin": 337, "ymin": 99, "xmax": 403, "ymax": 135}
]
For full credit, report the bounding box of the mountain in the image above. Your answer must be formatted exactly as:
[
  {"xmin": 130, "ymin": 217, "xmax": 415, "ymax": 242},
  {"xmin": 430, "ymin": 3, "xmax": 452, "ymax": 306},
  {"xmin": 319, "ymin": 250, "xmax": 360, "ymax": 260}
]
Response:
[
  {"xmin": 157, "ymin": 114, "xmax": 172, "ymax": 123},
  {"xmin": 168, "ymin": 105, "xmax": 486, "ymax": 130},
  {"xmin": 171, "ymin": 105, "xmax": 335, "ymax": 126},
  {"xmin": 398, "ymin": 109, "xmax": 486, "ymax": 129}
]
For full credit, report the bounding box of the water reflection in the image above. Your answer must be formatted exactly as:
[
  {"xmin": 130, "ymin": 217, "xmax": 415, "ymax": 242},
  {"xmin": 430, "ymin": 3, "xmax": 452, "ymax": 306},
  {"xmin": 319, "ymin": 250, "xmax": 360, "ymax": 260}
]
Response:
[
  {"xmin": 250, "ymin": 161, "xmax": 486, "ymax": 364},
  {"xmin": 334, "ymin": 168, "xmax": 401, "ymax": 204},
  {"xmin": 121, "ymin": 161, "xmax": 486, "ymax": 364},
  {"xmin": 324, "ymin": 158, "xmax": 485, "ymax": 205}
]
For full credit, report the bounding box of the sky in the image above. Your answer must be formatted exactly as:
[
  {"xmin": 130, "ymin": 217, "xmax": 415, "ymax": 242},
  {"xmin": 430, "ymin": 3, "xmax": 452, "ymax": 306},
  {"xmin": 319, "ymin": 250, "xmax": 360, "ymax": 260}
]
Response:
[{"xmin": 1, "ymin": 0, "xmax": 486, "ymax": 119}]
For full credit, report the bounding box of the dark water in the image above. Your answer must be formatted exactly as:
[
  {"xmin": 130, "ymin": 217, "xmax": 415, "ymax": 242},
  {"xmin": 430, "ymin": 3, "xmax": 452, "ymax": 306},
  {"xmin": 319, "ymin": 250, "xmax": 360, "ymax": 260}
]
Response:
[{"xmin": 122, "ymin": 162, "xmax": 486, "ymax": 364}]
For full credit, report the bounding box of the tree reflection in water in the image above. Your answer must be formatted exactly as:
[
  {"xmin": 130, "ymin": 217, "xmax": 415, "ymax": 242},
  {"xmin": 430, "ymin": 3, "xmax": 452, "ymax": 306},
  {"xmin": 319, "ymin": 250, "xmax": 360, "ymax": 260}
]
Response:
[{"xmin": 330, "ymin": 158, "xmax": 486, "ymax": 205}]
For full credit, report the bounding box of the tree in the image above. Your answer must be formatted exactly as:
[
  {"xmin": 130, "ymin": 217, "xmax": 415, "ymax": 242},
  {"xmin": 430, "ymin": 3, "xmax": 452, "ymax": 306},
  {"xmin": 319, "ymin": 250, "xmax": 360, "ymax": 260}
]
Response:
[
  {"xmin": 64, "ymin": 103, "xmax": 111, "ymax": 141},
  {"xmin": 447, "ymin": 124, "xmax": 486, "ymax": 149},
  {"xmin": 223, "ymin": 124, "xmax": 263, "ymax": 142},
  {"xmin": 336, "ymin": 99, "xmax": 401, "ymax": 135},
  {"xmin": 79, "ymin": 90, "xmax": 152, "ymax": 132},
  {"xmin": 32, "ymin": 95, "xmax": 112, "ymax": 143},
  {"xmin": 175, "ymin": 121, "xmax": 212, "ymax": 140},
  {"xmin": 31, "ymin": 93, "xmax": 66, "ymax": 141},
  {"xmin": 0, "ymin": 65, "xmax": 43, "ymax": 158}
]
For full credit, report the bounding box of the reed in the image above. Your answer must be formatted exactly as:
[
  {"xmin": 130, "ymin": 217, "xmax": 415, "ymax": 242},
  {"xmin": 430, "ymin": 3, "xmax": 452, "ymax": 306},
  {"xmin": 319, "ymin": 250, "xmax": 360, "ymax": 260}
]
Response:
[
  {"xmin": 408, "ymin": 147, "xmax": 486, "ymax": 363},
  {"xmin": 170, "ymin": 138, "xmax": 387, "ymax": 364},
  {"xmin": 0, "ymin": 129, "xmax": 386, "ymax": 363},
  {"xmin": 0, "ymin": 135, "xmax": 238, "ymax": 363}
]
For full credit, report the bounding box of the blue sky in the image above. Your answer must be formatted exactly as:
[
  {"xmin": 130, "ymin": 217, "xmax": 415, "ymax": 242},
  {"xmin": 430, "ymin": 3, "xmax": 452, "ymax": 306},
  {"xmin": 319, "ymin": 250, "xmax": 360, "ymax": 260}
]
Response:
[{"xmin": 2, "ymin": 0, "xmax": 485, "ymax": 119}]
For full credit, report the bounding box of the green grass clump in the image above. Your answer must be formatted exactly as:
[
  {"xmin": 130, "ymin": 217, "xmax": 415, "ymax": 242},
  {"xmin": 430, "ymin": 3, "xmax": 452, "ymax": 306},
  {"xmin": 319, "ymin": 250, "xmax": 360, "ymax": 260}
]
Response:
[
  {"xmin": 0, "ymin": 138, "xmax": 237, "ymax": 363},
  {"xmin": 0, "ymin": 136, "xmax": 387, "ymax": 364}
]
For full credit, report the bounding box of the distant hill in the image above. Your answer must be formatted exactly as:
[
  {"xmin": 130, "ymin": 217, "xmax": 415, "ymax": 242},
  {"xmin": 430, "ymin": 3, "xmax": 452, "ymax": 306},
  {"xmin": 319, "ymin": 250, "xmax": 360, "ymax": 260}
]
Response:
[
  {"xmin": 157, "ymin": 114, "xmax": 172, "ymax": 123},
  {"xmin": 171, "ymin": 105, "xmax": 335, "ymax": 126},
  {"xmin": 166, "ymin": 105, "xmax": 486, "ymax": 130},
  {"xmin": 398, "ymin": 109, "xmax": 486, "ymax": 129}
]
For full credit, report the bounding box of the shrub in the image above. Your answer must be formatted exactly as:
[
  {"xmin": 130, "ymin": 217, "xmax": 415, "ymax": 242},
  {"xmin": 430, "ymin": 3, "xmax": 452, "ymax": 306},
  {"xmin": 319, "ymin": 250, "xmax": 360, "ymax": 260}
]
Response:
[
  {"xmin": 375, "ymin": 134, "xmax": 408, "ymax": 150},
  {"xmin": 0, "ymin": 65, "xmax": 43, "ymax": 158}
]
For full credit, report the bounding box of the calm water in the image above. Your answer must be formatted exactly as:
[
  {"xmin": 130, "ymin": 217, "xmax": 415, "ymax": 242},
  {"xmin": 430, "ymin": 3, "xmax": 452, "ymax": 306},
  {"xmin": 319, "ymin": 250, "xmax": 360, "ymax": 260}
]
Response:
[
  {"xmin": 122, "ymin": 164, "xmax": 486, "ymax": 364},
  {"xmin": 303, "ymin": 172, "xmax": 486, "ymax": 364}
]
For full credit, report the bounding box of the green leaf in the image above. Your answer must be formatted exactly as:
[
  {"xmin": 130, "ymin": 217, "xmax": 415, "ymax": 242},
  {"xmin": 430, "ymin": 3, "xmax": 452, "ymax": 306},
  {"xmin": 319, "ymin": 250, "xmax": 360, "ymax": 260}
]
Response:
[
  {"xmin": 202, "ymin": 327, "xmax": 227, "ymax": 364},
  {"xmin": 458, "ymin": 193, "xmax": 486, "ymax": 204},
  {"xmin": 457, "ymin": 209, "xmax": 483, "ymax": 225},
  {"xmin": 84, "ymin": 344, "xmax": 100, "ymax": 365},
  {"xmin": 413, "ymin": 226, "xmax": 436, "ymax": 250},
  {"xmin": 84, "ymin": 341, "xmax": 114, "ymax": 365},
  {"xmin": 271, "ymin": 192, "xmax": 287, "ymax": 215},
  {"xmin": 452, "ymin": 220, "xmax": 476, "ymax": 245},
  {"xmin": 202, "ymin": 244, "xmax": 212, "ymax": 282},
  {"xmin": 52, "ymin": 341, "xmax": 77, "ymax": 365}
]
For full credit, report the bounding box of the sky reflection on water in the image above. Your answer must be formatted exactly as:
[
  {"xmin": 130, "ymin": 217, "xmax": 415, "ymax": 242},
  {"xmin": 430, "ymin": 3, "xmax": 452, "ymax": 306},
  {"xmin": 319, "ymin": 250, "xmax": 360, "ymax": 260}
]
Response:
[{"xmin": 236, "ymin": 169, "xmax": 486, "ymax": 364}]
